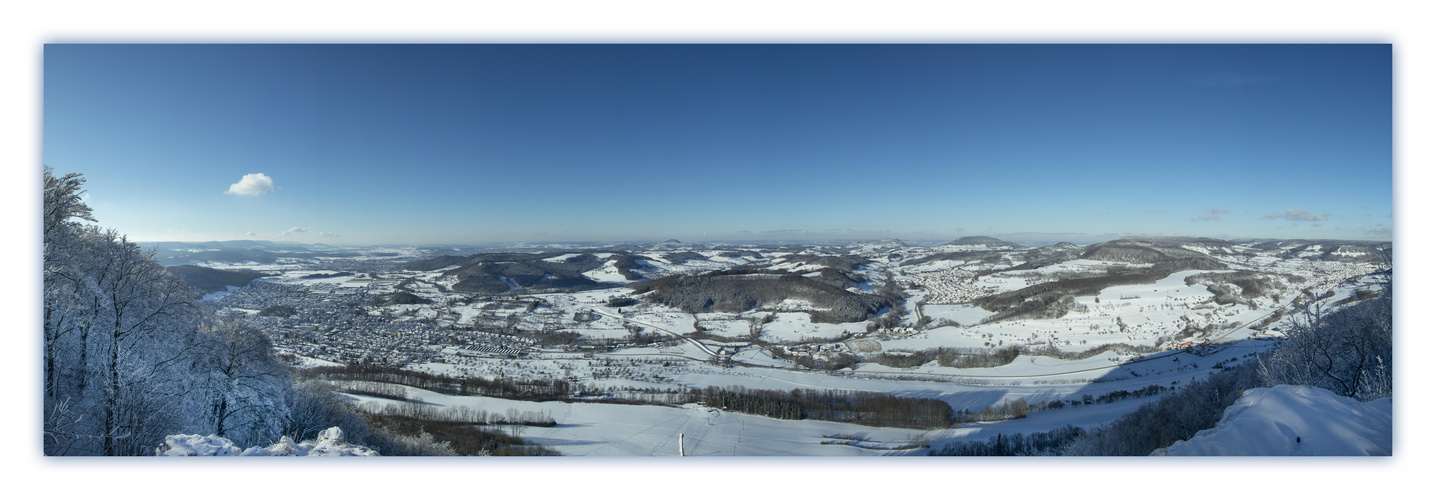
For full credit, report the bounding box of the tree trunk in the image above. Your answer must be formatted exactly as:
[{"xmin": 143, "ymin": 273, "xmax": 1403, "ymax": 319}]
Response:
[
  {"xmin": 215, "ymin": 395, "xmax": 228, "ymax": 438},
  {"xmin": 104, "ymin": 335, "xmax": 119, "ymax": 456}
]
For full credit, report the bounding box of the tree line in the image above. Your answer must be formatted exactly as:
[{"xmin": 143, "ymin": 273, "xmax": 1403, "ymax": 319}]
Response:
[
  {"xmin": 697, "ymin": 386, "xmax": 953, "ymax": 429},
  {"xmin": 930, "ymin": 425, "xmax": 1087, "ymax": 456},
  {"xmin": 303, "ymin": 364, "xmax": 574, "ymax": 401}
]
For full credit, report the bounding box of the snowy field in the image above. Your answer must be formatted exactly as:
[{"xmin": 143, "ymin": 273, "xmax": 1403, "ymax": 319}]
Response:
[
  {"xmin": 758, "ymin": 312, "xmax": 868, "ymax": 343},
  {"xmin": 341, "ymin": 379, "xmax": 1168, "ymax": 456},
  {"xmin": 346, "ymin": 387, "xmax": 934, "ymax": 456}
]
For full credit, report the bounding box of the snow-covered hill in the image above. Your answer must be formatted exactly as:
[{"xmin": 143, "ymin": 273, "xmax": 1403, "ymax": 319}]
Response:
[{"xmin": 1153, "ymin": 385, "xmax": 1392, "ymax": 456}]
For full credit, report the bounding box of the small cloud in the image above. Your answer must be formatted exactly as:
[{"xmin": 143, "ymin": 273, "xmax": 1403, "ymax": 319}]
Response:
[
  {"xmin": 1366, "ymin": 224, "xmax": 1393, "ymax": 238},
  {"xmin": 282, "ymin": 226, "xmax": 309, "ymax": 236},
  {"xmin": 244, "ymin": 231, "xmax": 258, "ymax": 237},
  {"xmin": 317, "ymin": 232, "xmax": 340, "ymax": 238},
  {"xmin": 225, "ymin": 173, "xmax": 275, "ymax": 196},
  {"xmin": 1192, "ymin": 207, "xmax": 1230, "ymax": 222},
  {"xmin": 1265, "ymin": 207, "xmax": 1330, "ymax": 222},
  {"xmin": 1311, "ymin": 222, "xmax": 1323, "ymax": 227}
]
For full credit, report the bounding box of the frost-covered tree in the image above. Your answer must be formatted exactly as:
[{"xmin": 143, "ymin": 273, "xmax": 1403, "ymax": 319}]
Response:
[
  {"xmin": 1260, "ymin": 277, "xmax": 1392, "ymax": 401},
  {"xmin": 42, "ymin": 167, "xmax": 94, "ymax": 406},
  {"xmin": 94, "ymin": 231, "xmax": 202, "ymax": 455},
  {"xmin": 280, "ymin": 380, "xmax": 372, "ymax": 443},
  {"xmin": 43, "ymin": 167, "xmax": 209, "ymax": 455},
  {"xmin": 192, "ymin": 315, "xmax": 291, "ymax": 448},
  {"xmin": 41, "ymin": 167, "xmax": 390, "ymax": 455},
  {"xmin": 43, "ymin": 167, "xmax": 114, "ymax": 454}
]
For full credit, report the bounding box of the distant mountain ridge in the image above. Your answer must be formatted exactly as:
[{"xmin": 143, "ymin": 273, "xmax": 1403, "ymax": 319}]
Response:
[
  {"xmin": 144, "ymin": 240, "xmax": 362, "ymax": 266},
  {"xmin": 949, "ymin": 236, "xmax": 1022, "ymax": 248},
  {"xmin": 1081, "ymin": 236, "xmax": 1234, "ymax": 265},
  {"xmin": 856, "ymin": 238, "xmax": 905, "ymax": 247}
]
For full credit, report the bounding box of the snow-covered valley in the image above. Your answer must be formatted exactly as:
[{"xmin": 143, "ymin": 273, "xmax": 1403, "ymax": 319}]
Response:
[{"xmin": 187, "ymin": 236, "xmax": 1390, "ymax": 456}]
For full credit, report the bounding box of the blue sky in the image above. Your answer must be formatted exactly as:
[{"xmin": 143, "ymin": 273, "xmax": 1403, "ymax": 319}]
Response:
[{"xmin": 43, "ymin": 44, "xmax": 1392, "ymax": 245}]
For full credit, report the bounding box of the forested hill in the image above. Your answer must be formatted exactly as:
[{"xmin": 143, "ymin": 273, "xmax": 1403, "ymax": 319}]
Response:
[
  {"xmin": 629, "ymin": 270, "xmax": 901, "ymax": 324},
  {"xmin": 949, "ymin": 236, "xmax": 1022, "ymax": 247},
  {"xmin": 404, "ymin": 250, "xmax": 653, "ymax": 293},
  {"xmin": 166, "ymin": 265, "xmax": 272, "ymax": 294}
]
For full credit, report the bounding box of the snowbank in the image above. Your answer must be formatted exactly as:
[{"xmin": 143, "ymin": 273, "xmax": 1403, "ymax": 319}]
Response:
[
  {"xmin": 1154, "ymin": 385, "xmax": 1391, "ymax": 456},
  {"xmin": 157, "ymin": 427, "xmax": 380, "ymax": 456}
]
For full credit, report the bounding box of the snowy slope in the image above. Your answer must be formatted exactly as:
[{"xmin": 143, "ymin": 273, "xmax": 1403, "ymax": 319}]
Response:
[
  {"xmin": 1154, "ymin": 385, "xmax": 1391, "ymax": 456},
  {"xmin": 347, "ymin": 387, "xmax": 936, "ymax": 456}
]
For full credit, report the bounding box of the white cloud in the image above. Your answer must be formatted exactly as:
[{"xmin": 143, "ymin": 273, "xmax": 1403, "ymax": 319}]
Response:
[
  {"xmin": 225, "ymin": 173, "xmax": 275, "ymax": 196},
  {"xmin": 317, "ymin": 232, "xmax": 340, "ymax": 238},
  {"xmin": 282, "ymin": 227, "xmax": 309, "ymax": 236},
  {"xmin": 1265, "ymin": 207, "xmax": 1330, "ymax": 222},
  {"xmin": 1192, "ymin": 207, "xmax": 1229, "ymax": 222}
]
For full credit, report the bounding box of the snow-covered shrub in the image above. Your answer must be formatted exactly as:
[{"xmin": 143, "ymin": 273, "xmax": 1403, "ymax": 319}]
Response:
[
  {"xmin": 1259, "ymin": 281, "xmax": 1392, "ymax": 401},
  {"xmin": 372, "ymin": 427, "xmax": 460, "ymax": 456},
  {"xmin": 157, "ymin": 426, "xmax": 380, "ymax": 456},
  {"xmin": 281, "ymin": 380, "xmax": 375, "ymax": 443}
]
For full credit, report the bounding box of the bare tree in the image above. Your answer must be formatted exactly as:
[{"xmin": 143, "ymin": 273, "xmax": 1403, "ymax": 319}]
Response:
[
  {"xmin": 44, "ymin": 167, "xmax": 210, "ymax": 455},
  {"xmin": 1260, "ymin": 276, "xmax": 1392, "ymax": 400}
]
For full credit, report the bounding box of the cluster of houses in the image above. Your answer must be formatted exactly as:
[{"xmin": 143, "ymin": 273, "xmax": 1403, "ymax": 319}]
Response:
[
  {"xmin": 903, "ymin": 268, "xmax": 997, "ymax": 304},
  {"xmin": 773, "ymin": 342, "xmax": 852, "ymax": 360},
  {"xmin": 1285, "ymin": 260, "xmax": 1385, "ymax": 295},
  {"xmin": 214, "ymin": 279, "xmax": 535, "ymax": 368},
  {"xmin": 873, "ymin": 324, "xmax": 918, "ymax": 338}
]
